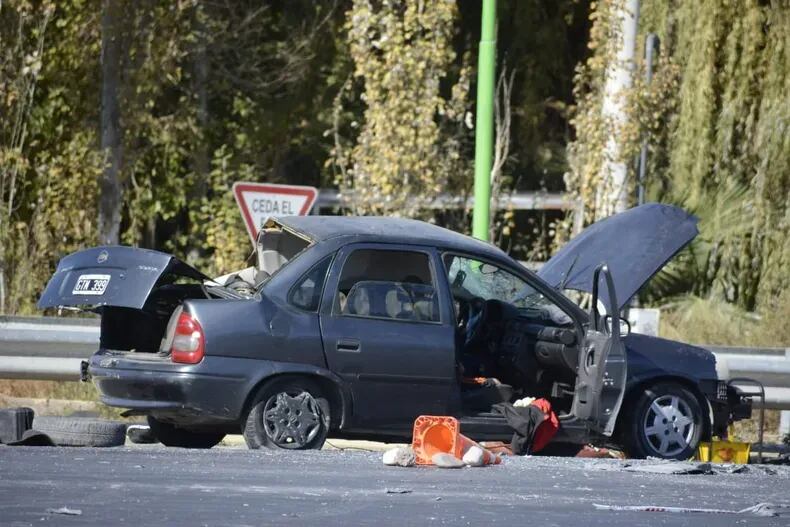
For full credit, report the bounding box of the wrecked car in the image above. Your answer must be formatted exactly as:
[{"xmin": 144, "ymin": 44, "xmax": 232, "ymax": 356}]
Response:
[{"xmin": 38, "ymin": 204, "xmax": 751, "ymax": 458}]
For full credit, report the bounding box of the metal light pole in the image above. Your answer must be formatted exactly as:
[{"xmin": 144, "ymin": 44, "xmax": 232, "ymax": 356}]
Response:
[
  {"xmin": 472, "ymin": 0, "xmax": 497, "ymax": 241},
  {"xmin": 597, "ymin": 0, "xmax": 640, "ymax": 218},
  {"xmin": 637, "ymin": 33, "xmax": 659, "ymax": 206}
]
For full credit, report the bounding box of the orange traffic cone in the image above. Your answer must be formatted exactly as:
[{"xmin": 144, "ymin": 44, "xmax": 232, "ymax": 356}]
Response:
[{"xmin": 411, "ymin": 415, "xmax": 501, "ymax": 466}]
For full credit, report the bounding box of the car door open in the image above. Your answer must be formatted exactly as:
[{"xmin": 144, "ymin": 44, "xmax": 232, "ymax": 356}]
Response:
[{"xmin": 571, "ymin": 264, "xmax": 627, "ymax": 436}]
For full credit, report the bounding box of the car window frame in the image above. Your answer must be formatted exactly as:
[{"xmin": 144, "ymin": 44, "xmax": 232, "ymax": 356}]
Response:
[
  {"xmin": 287, "ymin": 254, "xmax": 334, "ymax": 313},
  {"xmin": 441, "ymin": 250, "xmax": 582, "ymax": 331},
  {"xmin": 328, "ymin": 244, "xmax": 445, "ymax": 326}
]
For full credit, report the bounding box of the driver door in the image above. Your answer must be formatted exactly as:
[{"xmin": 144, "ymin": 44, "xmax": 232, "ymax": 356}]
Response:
[{"xmin": 571, "ymin": 264, "xmax": 627, "ymax": 436}]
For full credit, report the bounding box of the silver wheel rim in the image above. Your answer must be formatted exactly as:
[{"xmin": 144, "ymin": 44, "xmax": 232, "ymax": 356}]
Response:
[
  {"xmin": 642, "ymin": 394, "xmax": 696, "ymax": 457},
  {"xmin": 262, "ymin": 391, "xmax": 322, "ymax": 449}
]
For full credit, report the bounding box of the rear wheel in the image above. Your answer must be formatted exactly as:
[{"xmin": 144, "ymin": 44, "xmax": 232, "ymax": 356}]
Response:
[
  {"xmin": 243, "ymin": 378, "xmax": 330, "ymax": 450},
  {"xmin": 622, "ymin": 381, "xmax": 705, "ymax": 460},
  {"xmin": 146, "ymin": 416, "xmax": 225, "ymax": 449}
]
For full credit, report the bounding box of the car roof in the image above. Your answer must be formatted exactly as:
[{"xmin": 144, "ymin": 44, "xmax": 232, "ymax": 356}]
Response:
[{"xmin": 275, "ymin": 215, "xmax": 509, "ymax": 262}]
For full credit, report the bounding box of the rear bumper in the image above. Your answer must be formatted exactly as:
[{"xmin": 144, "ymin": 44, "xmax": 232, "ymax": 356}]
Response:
[{"xmin": 88, "ymin": 350, "xmax": 253, "ymax": 425}]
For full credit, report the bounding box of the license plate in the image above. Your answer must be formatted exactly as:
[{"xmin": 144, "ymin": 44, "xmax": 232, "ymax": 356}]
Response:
[{"xmin": 72, "ymin": 274, "xmax": 111, "ymax": 295}]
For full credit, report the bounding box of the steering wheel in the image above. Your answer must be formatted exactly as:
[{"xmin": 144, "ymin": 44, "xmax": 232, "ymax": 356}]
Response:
[{"xmin": 464, "ymin": 297, "xmax": 489, "ymax": 349}]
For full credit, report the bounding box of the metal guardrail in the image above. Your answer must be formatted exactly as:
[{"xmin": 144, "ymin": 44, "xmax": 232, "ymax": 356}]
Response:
[
  {"xmin": 314, "ymin": 189, "xmax": 574, "ymax": 212},
  {"xmin": 1, "ymin": 316, "xmax": 788, "ymax": 409}
]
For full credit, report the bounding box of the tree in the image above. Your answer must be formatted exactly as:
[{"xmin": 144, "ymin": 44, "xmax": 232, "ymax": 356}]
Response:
[
  {"xmin": 98, "ymin": 0, "xmax": 123, "ymax": 245},
  {"xmin": 334, "ymin": 0, "xmax": 472, "ymax": 220},
  {"xmin": 565, "ymin": 0, "xmax": 790, "ymax": 309}
]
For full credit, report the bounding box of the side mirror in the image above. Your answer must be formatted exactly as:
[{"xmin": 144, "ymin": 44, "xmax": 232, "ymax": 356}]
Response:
[{"xmin": 604, "ymin": 315, "xmax": 630, "ymax": 337}]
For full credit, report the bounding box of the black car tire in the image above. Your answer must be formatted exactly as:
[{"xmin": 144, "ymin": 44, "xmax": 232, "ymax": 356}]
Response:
[
  {"xmin": 243, "ymin": 377, "xmax": 330, "ymax": 450},
  {"xmin": 146, "ymin": 416, "xmax": 225, "ymax": 449},
  {"xmin": 33, "ymin": 417, "xmax": 127, "ymax": 447},
  {"xmin": 622, "ymin": 381, "xmax": 705, "ymax": 460}
]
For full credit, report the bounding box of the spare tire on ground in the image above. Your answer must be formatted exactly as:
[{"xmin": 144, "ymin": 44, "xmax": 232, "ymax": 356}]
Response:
[{"xmin": 33, "ymin": 417, "xmax": 127, "ymax": 447}]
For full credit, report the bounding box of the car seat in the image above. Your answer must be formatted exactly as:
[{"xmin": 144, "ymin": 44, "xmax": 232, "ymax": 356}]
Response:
[{"xmin": 345, "ymin": 281, "xmax": 414, "ymax": 320}]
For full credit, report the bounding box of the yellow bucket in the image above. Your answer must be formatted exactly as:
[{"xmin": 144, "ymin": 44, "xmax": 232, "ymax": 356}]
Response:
[{"xmin": 696, "ymin": 440, "xmax": 751, "ymax": 464}]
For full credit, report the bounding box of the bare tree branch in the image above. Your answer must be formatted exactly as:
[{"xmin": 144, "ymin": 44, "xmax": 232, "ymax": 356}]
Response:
[{"xmin": 489, "ymin": 62, "xmax": 515, "ymax": 242}]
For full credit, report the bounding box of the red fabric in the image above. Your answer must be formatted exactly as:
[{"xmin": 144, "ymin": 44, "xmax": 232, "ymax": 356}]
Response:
[
  {"xmin": 461, "ymin": 376, "xmax": 488, "ymax": 385},
  {"xmin": 529, "ymin": 398, "xmax": 559, "ymax": 453}
]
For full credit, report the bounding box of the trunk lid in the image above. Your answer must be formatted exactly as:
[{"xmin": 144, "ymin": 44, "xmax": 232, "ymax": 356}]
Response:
[
  {"xmin": 538, "ymin": 203, "xmax": 698, "ymax": 310},
  {"xmin": 38, "ymin": 246, "xmax": 210, "ymax": 311}
]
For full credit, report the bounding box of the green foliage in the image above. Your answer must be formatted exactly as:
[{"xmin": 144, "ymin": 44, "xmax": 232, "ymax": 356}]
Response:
[
  {"xmin": 0, "ymin": 0, "xmax": 785, "ymax": 316},
  {"xmin": 566, "ymin": 0, "xmax": 790, "ymax": 310},
  {"xmin": 335, "ymin": 0, "xmax": 472, "ymax": 220},
  {"xmin": 0, "ymin": 1, "xmax": 350, "ymax": 311},
  {"xmin": 1, "ymin": 1, "xmax": 102, "ymax": 314}
]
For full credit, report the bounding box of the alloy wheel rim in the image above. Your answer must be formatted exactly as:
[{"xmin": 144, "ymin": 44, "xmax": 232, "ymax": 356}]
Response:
[
  {"xmin": 262, "ymin": 391, "xmax": 322, "ymax": 449},
  {"xmin": 642, "ymin": 394, "xmax": 696, "ymax": 457}
]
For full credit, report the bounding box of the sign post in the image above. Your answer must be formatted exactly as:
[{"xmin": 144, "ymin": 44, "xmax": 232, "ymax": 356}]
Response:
[{"xmin": 233, "ymin": 182, "xmax": 318, "ymax": 242}]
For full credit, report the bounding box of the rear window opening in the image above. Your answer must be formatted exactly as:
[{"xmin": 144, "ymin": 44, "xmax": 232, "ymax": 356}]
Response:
[{"xmin": 211, "ymin": 219, "xmax": 312, "ymax": 295}]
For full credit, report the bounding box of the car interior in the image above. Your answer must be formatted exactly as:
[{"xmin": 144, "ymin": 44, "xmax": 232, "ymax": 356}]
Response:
[
  {"xmin": 334, "ymin": 249, "xmax": 440, "ymax": 323},
  {"xmin": 330, "ymin": 248, "xmax": 582, "ymax": 419},
  {"xmin": 442, "ymin": 254, "xmax": 580, "ymax": 418}
]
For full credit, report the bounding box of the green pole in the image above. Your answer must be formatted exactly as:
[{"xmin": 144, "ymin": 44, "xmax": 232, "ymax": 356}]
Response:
[{"xmin": 472, "ymin": 0, "xmax": 497, "ymax": 241}]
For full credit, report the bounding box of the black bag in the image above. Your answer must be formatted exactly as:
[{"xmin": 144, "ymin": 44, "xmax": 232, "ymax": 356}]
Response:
[{"xmin": 0, "ymin": 407, "xmax": 34, "ymax": 444}]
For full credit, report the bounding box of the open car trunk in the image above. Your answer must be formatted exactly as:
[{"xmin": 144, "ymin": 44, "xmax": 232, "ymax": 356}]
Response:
[
  {"xmin": 38, "ymin": 221, "xmax": 313, "ymax": 354},
  {"xmin": 38, "ymin": 246, "xmax": 215, "ymax": 353}
]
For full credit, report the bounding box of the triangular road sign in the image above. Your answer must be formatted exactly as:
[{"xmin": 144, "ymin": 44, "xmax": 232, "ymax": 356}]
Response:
[{"xmin": 233, "ymin": 182, "xmax": 318, "ymax": 242}]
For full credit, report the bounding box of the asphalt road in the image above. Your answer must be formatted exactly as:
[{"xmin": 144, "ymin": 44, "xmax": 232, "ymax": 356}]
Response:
[{"xmin": 1, "ymin": 446, "xmax": 789, "ymax": 526}]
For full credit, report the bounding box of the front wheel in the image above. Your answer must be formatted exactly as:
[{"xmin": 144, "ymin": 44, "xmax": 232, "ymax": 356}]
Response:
[
  {"xmin": 622, "ymin": 382, "xmax": 705, "ymax": 460},
  {"xmin": 243, "ymin": 378, "xmax": 330, "ymax": 450}
]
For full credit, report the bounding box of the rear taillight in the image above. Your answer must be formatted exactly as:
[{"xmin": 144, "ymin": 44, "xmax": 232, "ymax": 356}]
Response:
[{"xmin": 170, "ymin": 312, "xmax": 205, "ymax": 364}]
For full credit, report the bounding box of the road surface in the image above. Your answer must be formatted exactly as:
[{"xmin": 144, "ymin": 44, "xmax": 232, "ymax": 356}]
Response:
[{"xmin": 0, "ymin": 446, "xmax": 788, "ymax": 526}]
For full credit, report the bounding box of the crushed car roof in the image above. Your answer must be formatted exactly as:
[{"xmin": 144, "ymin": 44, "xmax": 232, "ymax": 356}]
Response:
[{"xmin": 275, "ymin": 216, "xmax": 508, "ymax": 261}]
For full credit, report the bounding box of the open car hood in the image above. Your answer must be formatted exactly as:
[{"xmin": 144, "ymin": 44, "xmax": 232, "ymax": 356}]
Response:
[
  {"xmin": 538, "ymin": 204, "xmax": 698, "ymax": 311},
  {"xmin": 38, "ymin": 246, "xmax": 210, "ymax": 311}
]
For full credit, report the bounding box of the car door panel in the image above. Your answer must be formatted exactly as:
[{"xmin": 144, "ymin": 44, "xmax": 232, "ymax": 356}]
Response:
[
  {"xmin": 571, "ymin": 264, "xmax": 627, "ymax": 436},
  {"xmin": 319, "ymin": 244, "xmax": 456, "ymax": 432}
]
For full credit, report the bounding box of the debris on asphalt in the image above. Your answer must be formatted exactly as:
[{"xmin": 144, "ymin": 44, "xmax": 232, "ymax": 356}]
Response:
[
  {"xmin": 763, "ymin": 453, "xmax": 790, "ymax": 466},
  {"xmin": 462, "ymin": 445, "xmax": 486, "ymax": 467},
  {"xmin": 127, "ymin": 424, "xmax": 158, "ymax": 444},
  {"xmin": 382, "ymin": 446, "xmax": 415, "ymax": 467},
  {"xmin": 623, "ymin": 462, "xmax": 713, "ymax": 475},
  {"xmin": 432, "ymin": 453, "xmax": 466, "ymax": 469},
  {"xmin": 575, "ymin": 445, "xmax": 623, "ymax": 459},
  {"xmin": 593, "ymin": 502, "xmax": 779, "ymax": 517},
  {"xmin": 384, "ymin": 488, "xmax": 413, "ymax": 494},
  {"xmin": 46, "ymin": 507, "xmax": 83, "ymax": 516}
]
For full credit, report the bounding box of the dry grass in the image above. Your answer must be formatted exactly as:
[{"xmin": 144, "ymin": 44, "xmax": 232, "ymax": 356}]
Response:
[
  {"xmin": 0, "ymin": 380, "xmax": 125, "ymax": 419},
  {"xmin": 0, "ymin": 379, "xmax": 99, "ymax": 400},
  {"xmin": 660, "ymin": 290, "xmax": 790, "ymax": 348}
]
